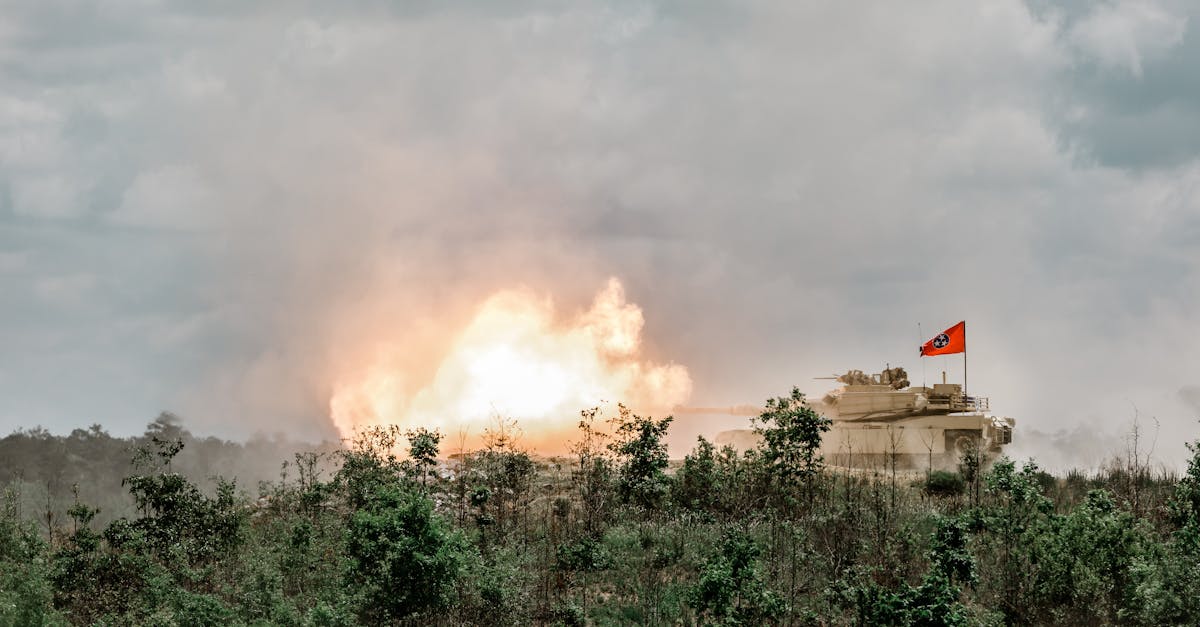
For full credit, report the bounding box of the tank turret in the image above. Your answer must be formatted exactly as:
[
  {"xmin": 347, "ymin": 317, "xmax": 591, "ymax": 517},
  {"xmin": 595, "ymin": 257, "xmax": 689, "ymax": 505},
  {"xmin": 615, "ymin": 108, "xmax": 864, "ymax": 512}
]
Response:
[{"xmin": 814, "ymin": 367, "xmax": 989, "ymax": 422}]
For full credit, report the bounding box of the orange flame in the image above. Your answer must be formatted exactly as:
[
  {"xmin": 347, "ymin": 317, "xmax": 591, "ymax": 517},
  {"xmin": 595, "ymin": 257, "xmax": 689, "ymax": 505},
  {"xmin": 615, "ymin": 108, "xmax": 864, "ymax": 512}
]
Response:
[{"xmin": 329, "ymin": 278, "xmax": 691, "ymax": 450}]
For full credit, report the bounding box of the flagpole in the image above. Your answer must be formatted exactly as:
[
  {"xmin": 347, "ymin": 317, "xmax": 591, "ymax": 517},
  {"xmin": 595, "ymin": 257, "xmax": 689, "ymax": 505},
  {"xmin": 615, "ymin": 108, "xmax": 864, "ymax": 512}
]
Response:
[{"xmin": 963, "ymin": 321, "xmax": 968, "ymax": 396}]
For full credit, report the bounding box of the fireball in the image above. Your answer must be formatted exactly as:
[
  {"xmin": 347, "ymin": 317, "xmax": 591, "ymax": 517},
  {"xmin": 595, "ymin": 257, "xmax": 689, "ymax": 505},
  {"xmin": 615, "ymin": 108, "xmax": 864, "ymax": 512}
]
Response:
[{"xmin": 329, "ymin": 278, "xmax": 691, "ymax": 450}]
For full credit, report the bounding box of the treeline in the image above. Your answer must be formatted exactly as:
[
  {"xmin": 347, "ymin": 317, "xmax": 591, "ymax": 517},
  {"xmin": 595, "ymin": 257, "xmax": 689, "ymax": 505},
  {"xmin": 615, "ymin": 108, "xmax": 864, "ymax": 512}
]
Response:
[
  {"xmin": 0, "ymin": 413, "xmax": 337, "ymax": 530},
  {"xmin": 1, "ymin": 389, "xmax": 1199, "ymax": 625}
]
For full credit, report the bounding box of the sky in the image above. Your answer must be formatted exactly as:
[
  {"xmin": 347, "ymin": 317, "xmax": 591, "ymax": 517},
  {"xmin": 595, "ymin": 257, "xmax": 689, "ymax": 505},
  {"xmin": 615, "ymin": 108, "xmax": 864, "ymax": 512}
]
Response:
[{"xmin": 2, "ymin": 0, "xmax": 1198, "ymax": 468}]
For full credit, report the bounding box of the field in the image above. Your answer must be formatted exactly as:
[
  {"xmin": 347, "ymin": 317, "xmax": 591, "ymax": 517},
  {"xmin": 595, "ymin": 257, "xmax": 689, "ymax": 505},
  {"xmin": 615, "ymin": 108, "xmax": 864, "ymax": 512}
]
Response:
[{"xmin": 2, "ymin": 398, "xmax": 1200, "ymax": 626}]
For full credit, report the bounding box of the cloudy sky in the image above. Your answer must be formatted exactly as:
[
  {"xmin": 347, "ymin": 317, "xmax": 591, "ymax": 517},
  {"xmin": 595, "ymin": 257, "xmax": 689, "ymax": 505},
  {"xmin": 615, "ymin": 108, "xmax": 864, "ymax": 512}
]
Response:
[{"xmin": 2, "ymin": 0, "xmax": 1198, "ymax": 466}]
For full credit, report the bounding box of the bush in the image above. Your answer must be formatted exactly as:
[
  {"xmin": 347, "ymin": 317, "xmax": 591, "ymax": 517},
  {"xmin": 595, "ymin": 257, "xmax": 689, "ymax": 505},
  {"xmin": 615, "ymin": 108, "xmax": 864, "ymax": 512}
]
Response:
[
  {"xmin": 845, "ymin": 517, "xmax": 976, "ymax": 627},
  {"xmin": 674, "ymin": 437, "xmax": 718, "ymax": 512},
  {"xmin": 0, "ymin": 508, "xmax": 64, "ymax": 626},
  {"xmin": 688, "ymin": 528, "xmax": 784, "ymax": 625},
  {"xmin": 345, "ymin": 485, "xmax": 470, "ymax": 622},
  {"xmin": 556, "ymin": 537, "xmax": 612, "ymax": 572},
  {"xmin": 925, "ymin": 471, "xmax": 966, "ymax": 497},
  {"xmin": 607, "ymin": 406, "xmax": 673, "ymax": 509},
  {"xmin": 753, "ymin": 387, "xmax": 832, "ymax": 487}
]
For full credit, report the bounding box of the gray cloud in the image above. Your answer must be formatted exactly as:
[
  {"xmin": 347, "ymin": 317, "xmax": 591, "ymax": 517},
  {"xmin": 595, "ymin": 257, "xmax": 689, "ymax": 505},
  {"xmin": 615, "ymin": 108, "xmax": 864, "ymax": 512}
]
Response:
[
  {"xmin": 1028, "ymin": 0, "xmax": 1200, "ymax": 169},
  {"xmin": 1, "ymin": 0, "xmax": 1198, "ymax": 464}
]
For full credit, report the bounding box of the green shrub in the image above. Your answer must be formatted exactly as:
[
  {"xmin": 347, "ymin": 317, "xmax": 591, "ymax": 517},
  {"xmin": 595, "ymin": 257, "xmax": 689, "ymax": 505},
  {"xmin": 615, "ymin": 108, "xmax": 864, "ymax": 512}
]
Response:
[
  {"xmin": 674, "ymin": 437, "xmax": 718, "ymax": 511},
  {"xmin": 924, "ymin": 471, "xmax": 965, "ymax": 497},
  {"xmin": 607, "ymin": 406, "xmax": 673, "ymax": 509},
  {"xmin": 345, "ymin": 485, "xmax": 469, "ymax": 622},
  {"xmin": 0, "ymin": 514, "xmax": 64, "ymax": 627},
  {"xmin": 753, "ymin": 387, "xmax": 832, "ymax": 487},
  {"xmin": 688, "ymin": 528, "xmax": 784, "ymax": 625},
  {"xmin": 845, "ymin": 517, "xmax": 975, "ymax": 627},
  {"xmin": 556, "ymin": 537, "xmax": 612, "ymax": 572}
]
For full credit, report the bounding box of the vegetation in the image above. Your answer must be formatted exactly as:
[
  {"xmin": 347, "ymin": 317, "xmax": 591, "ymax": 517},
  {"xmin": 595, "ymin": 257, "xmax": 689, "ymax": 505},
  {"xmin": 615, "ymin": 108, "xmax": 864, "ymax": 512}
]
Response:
[{"xmin": 1, "ymin": 398, "xmax": 1199, "ymax": 625}]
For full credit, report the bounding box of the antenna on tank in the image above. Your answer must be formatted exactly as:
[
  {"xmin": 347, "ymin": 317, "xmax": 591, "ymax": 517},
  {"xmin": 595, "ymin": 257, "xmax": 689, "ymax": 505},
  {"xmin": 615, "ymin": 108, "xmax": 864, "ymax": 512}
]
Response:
[{"xmin": 918, "ymin": 322, "xmax": 926, "ymax": 388}]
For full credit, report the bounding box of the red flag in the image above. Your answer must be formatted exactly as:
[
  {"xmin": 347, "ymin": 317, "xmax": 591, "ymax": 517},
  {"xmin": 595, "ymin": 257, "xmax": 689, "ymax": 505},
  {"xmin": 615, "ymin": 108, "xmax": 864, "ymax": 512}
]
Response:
[{"xmin": 920, "ymin": 321, "xmax": 965, "ymax": 356}]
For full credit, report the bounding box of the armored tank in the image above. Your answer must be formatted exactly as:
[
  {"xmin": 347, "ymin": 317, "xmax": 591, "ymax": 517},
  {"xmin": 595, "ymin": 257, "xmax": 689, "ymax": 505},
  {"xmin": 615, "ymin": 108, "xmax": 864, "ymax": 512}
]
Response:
[{"xmin": 682, "ymin": 367, "xmax": 1015, "ymax": 468}]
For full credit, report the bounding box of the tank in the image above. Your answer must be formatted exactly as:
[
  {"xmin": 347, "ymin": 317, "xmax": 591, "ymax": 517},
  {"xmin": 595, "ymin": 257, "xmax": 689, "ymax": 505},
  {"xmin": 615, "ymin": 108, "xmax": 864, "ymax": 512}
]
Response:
[{"xmin": 680, "ymin": 367, "xmax": 1015, "ymax": 468}]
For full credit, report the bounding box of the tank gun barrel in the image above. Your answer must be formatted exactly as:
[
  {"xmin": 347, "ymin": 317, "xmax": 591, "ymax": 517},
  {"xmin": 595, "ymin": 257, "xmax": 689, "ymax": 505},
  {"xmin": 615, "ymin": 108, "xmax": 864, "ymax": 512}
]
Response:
[{"xmin": 672, "ymin": 405, "xmax": 763, "ymax": 416}]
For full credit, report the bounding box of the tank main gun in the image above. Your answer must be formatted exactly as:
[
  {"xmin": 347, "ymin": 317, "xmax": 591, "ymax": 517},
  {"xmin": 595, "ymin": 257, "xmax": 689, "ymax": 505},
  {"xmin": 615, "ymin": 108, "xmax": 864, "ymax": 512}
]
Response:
[
  {"xmin": 818, "ymin": 367, "xmax": 909, "ymax": 390},
  {"xmin": 671, "ymin": 405, "xmax": 762, "ymax": 417}
]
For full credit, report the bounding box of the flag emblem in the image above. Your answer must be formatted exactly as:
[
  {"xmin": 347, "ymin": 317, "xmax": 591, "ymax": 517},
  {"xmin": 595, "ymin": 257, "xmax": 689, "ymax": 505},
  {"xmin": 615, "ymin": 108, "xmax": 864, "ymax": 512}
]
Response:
[{"xmin": 919, "ymin": 321, "xmax": 965, "ymax": 356}]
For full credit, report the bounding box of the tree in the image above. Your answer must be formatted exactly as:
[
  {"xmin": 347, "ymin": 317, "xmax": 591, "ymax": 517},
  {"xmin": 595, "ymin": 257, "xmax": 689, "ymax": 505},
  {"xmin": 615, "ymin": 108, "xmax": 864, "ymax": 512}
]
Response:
[
  {"xmin": 607, "ymin": 405, "xmax": 673, "ymax": 509},
  {"xmin": 337, "ymin": 425, "xmax": 405, "ymax": 509},
  {"xmin": 336, "ymin": 423, "xmax": 469, "ymax": 622},
  {"xmin": 957, "ymin": 438, "xmax": 983, "ymax": 505},
  {"xmin": 688, "ymin": 528, "xmax": 783, "ymax": 625},
  {"xmin": 1130, "ymin": 433, "xmax": 1200, "ymax": 624},
  {"xmin": 1169, "ymin": 436, "xmax": 1200, "ymax": 539},
  {"xmin": 1027, "ymin": 489, "xmax": 1149, "ymax": 625},
  {"xmin": 571, "ymin": 408, "xmax": 614, "ymax": 537},
  {"xmin": 0, "ymin": 489, "xmax": 62, "ymax": 625},
  {"xmin": 345, "ymin": 484, "xmax": 469, "ymax": 622},
  {"xmin": 474, "ymin": 417, "xmax": 535, "ymax": 536},
  {"xmin": 51, "ymin": 437, "xmax": 245, "ymax": 624},
  {"xmin": 847, "ymin": 516, "xmax": 975, "ymax": 627},
  {"xmin": 753, "ymin": 387, "xmax": 832, "ymax": 488},
  {"xmin": 406, "ymin": 428, "xmax": 442, "ymax": 489},
  {"xmin": 674, "ymin": 437, "xmax": 718, "ymax": 512},
  {"xmin": 975, "ymin": 457, "xmax": 1052, "ymax": 624}
]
